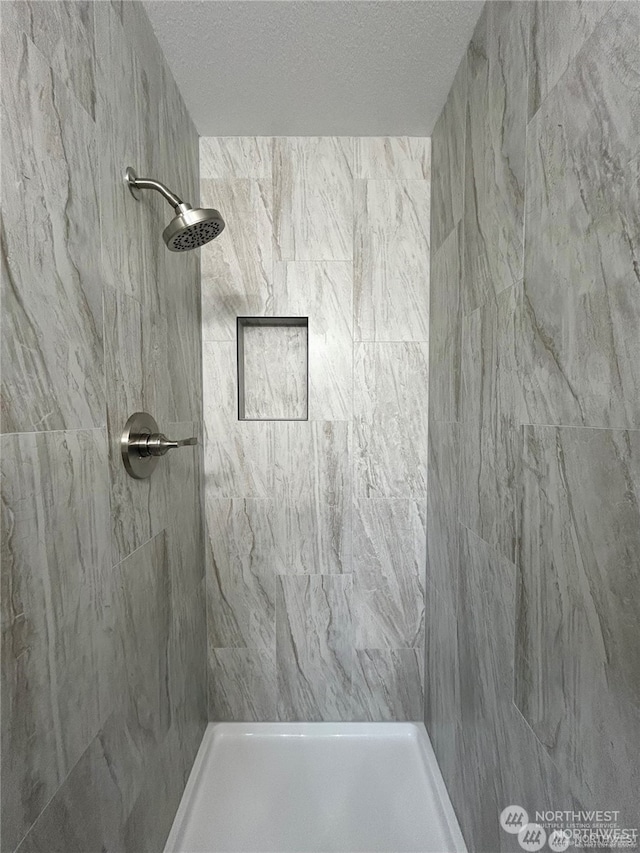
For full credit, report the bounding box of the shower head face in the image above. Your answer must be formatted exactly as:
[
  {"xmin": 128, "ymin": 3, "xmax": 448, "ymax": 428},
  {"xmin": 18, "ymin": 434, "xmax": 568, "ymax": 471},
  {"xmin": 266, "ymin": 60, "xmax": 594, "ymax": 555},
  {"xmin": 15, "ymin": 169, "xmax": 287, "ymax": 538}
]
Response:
[{"xmin": 163, "ymin": 204, "xmax": 225, "ymax": 252}]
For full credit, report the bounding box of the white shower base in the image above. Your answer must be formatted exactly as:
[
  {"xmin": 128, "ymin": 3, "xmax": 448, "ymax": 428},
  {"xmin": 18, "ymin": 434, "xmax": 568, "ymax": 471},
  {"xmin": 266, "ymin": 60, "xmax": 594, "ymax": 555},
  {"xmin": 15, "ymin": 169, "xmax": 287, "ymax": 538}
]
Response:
[{"xmin": 164, "ymin": 722, "xmax": 467, "ymax": 853}]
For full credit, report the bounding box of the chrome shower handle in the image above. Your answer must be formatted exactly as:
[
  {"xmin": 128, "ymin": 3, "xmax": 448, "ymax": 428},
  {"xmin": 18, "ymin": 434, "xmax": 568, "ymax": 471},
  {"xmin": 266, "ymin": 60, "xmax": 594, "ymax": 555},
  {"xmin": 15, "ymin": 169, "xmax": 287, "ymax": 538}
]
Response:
[
  {"xmin": 121, "ymin": 412, "xmax": 197, "ymax": 479},
  {"xmin": 133, "ymin": 433, "xmax": 198, "ymax": 457}
]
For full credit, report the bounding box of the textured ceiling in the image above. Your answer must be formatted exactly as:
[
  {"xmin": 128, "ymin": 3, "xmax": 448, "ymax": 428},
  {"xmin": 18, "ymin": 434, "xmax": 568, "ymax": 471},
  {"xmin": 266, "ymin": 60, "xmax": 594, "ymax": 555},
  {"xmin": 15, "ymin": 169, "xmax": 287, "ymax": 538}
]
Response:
[{"xmin": 143, "ymin": 1, "xmax": 484, "ymax": 137}]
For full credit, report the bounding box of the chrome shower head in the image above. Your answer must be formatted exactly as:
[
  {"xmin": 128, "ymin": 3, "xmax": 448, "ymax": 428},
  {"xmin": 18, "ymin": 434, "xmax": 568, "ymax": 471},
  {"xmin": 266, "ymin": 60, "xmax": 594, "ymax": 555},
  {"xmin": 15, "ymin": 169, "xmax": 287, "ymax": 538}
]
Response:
[
  {"xmin": 163, "ymin": 203, "xmax": 225, "ymax": 252},
  {"xmin": 125, "ymin": 166, "xmax": 225, "ymax": 252}
]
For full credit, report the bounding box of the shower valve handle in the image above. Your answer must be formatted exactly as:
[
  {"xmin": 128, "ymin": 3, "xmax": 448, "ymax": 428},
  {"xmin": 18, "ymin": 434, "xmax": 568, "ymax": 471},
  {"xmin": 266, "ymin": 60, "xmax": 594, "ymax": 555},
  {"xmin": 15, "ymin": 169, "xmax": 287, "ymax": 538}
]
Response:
[
  {"xmin": 121, "ymin": 412, "xmax": 197, "ymax": 479},
  {"xmin": 132, "ymin": 433, "xmax": 198, "ymax": 457}
]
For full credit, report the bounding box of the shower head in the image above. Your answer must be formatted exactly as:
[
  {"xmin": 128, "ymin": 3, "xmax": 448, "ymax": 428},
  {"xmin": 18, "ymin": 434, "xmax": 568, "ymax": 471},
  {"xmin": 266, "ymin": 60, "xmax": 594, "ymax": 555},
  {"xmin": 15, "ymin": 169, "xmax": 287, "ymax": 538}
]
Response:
[
  {"xmin": 125, "ymin": 166, "xmax": 225, "ymax": 252},
  {"xmin": 163, "ymin": 204, "xmax": 225, "ymax": 252}
]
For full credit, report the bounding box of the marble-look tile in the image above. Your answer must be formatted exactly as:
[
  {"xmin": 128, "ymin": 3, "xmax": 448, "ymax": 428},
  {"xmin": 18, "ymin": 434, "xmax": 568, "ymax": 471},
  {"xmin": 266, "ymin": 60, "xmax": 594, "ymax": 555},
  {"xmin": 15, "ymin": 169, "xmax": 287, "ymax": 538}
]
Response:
[
  {"xmin": 430, "ymin": 55, "xmax": 466, "ymax": 253},
  {"xmin": 201, "ymin": 179, "xmax": 274, "ymax": 341},
  {"xmin": 1, "ymin": 22, "xmax": 104, "ymax": 433},
  {"xmin": 354, "ymin": 180, "xmax": 430, "ymax": 342},
  {"xmin": 521, "ymin": 1, "xmax": 640, "ymax": 430},
  {"xmin": 457, "ymin": 526, "xmax": 515, "ymax": 723},
  {"xmin": 428, "ymin": 222, "xmax": 462, "ymax": 423},
  {"xmin": 352, "ymin": 650, "xmax": 424, "ymax": 722},
  {"xmin": 112, "ymin": 532, "xmax": 171, "ymax": 755},
  {"xmin": 94, "ymin": 2, "xmax": 156, "ymax": 312},
  {"xmin": 208, "ymin": 648, "xmax": 276, "ymax": 721},
  {"xmin": 208, "ymin": 497, "xmax": 349, "ymax": 580},
  {"xmin": 166, "ymin": 576, "xmax": 207, "ymax": 772},
  {"xmin": 354, "ymin": 137, "xmax": 430, "ymax": 180},
  {"xmin": 277, "ymin": 575, "xmax": 354, "ymax": 721},
  {"xmin": 242, "ymin": 324, "xmax": 308, "ymax": 420},
  {"xmin": 452, "ymin": 700, "xmax": 580, "ymax": 853},
  {"xmin": 271, "ymin": 421, "xmax": 352, "ymax": 573},
  {"xmin": 165, "ymin": 245, "xmax": 202, "ymax": 425},
  {"xmin": 13, "ymin": 731, "xmax": 127, "ymax": 853},
  {"xmin": 528, "ymin": 0, "xmax": 613, "ymax": 119},
  {"xmin": 273, "ymin": 137, "xmax": 353, "ymax": 261},
  {"xmin": 353, "ymin": 500, "xmax": 425, "ymax": 650},
  {"xmin": 273, "ymin": 261, "xmax": 353, "ymax": 421},
  {"xmin": 157, "ymin": 64, "xmax": 203, "ymax": 426},
  {"xmin": 203, "ymin": 342, "xmax": 275, "ymax": 498},
  {"xmin": 273, "ymin": 420, "xmax": 350, "ymax": 505},
  {"xmin": 353, "ymin": 343, "xmax": 429, "ymax": 499},
  {"xmin": 459, "ymin": 283, "xmax": 523, "ymax": 564},
  {"xmin": 1, "ymin": 430, "xmax": 113, "ymax": 851},
  {"xmin": 426, "ymin": 420, "xmax": 459, "ymax": 615},
  {"xmin": 206, "ymin": 499, "xmax": 276, "ymax": 650},
  {"xmin": 463, "ymin": 2, "xmax": 529, "ymax": 313},
  {"xmin": 200, "ymin": 136, "xmax": 272, "ymax": 180},
  {"xmin": 423, "ymin": 587, "xmax": 459, "ymax": 789},
  {"xmin": 5, "ymin": 0, "xmax": 96, "ymax": 120},
  {"xmin": 516, "ymin": 425, "xmax": 640, "ymax": 821},
  {"xmin": 103, "ymin": 285, "xmax": 167, "ymax": 563}
]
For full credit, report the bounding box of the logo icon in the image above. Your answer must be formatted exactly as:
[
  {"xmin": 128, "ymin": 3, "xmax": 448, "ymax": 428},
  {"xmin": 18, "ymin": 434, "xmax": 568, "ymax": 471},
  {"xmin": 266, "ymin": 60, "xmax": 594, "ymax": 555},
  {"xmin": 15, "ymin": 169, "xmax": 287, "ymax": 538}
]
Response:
[
  {"xmin": 500, "ymin": 805, "xmax": 529, "ymax": 835},
  {"xmin": 518, "ymin": 823, "xmax": 547, "ymax": 852},
  {"xmin": 548, "ymin": 829, "xmax": 571, "ymax": 851}
]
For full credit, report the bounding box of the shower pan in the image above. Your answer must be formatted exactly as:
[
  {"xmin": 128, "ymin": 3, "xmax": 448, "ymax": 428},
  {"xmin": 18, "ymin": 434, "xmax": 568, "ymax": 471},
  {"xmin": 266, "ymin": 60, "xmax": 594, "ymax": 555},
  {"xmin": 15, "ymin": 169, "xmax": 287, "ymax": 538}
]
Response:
[{"xmin": 164, "ymin": 723, "xmax": 467, "ymax": 853}]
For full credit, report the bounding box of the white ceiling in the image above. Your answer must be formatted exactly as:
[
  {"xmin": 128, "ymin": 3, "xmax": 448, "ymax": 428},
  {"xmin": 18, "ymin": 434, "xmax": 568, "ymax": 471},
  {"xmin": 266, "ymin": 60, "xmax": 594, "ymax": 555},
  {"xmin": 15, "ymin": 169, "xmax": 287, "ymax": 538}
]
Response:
[{"xmin": 143, "ymin": 1, "xmax": 484, "ymax": 137}]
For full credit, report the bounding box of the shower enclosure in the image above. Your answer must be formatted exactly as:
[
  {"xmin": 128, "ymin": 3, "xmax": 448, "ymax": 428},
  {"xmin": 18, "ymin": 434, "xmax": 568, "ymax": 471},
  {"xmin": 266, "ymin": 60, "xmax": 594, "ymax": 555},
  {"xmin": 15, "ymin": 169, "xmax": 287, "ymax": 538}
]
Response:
[{"xmin": 2, "ymin": 0, "xmax": 639, "ymax": 851}]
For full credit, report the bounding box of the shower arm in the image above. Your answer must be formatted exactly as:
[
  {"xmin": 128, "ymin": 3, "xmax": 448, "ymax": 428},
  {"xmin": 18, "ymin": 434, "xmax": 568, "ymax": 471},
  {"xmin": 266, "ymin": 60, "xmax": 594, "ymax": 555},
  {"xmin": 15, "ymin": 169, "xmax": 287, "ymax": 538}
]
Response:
[{"xmin": 125, "ymin": 166, "xmax": 186, "ymax": 210}]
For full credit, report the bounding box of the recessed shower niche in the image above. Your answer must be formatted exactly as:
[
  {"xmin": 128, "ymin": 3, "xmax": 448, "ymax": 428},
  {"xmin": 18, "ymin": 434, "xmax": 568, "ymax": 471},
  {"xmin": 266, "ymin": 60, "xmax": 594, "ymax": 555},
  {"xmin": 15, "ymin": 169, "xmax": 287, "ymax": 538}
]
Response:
[{"xmin": 237, "ymin": 317, "xmax": 309, "ymax": 421}]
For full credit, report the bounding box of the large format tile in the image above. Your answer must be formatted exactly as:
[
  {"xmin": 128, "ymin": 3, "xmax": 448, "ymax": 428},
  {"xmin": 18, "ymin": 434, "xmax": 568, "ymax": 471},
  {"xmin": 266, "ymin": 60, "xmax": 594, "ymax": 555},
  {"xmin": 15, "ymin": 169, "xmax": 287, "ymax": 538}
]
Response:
[
  {"xmin": 463, "ymin": 2, "xmax": 529, "ymax": 312},
  {"xmin": 201, "ymin": 179, "xmax": 274, "ymax": 341},
  {"xmin": 203, "ymin": 342, "xmax": 275, "ymax": 498},
  {"xmin": 516, "ymin": 425, "xmax": 640, "ymax": 821},
  {"xmin": 352, "ymin": 649, "xmax": 424, "ymax": 722},
  {"xmin": 430, "ymin": 55, "xmax": 466, "ymax": 253},
  {"xmin": 426, "ymin": 420, "xmax": 459, "ymax": 614},
  {"xmin": 1, "ymin": 22, "xmax": 104, "ymax": 433},
  {"xmin": 205, "ymin": 499, "xmax": 276, "ymax": 650},
  {"xmin": 521, "ymin": 1, "xmax": 640, "ymax": 430},
  {"xmin": 200, "ymin": 136, "xmax": 272, "ymax": 180},
  {"xmin": 353, "ymin": 500, "xmax": 425, "ymax": 650},
  {"xmin": 273, "ymin": 420, "xmax": 350, "ymax": 505},
  {"xmin": 528, "ymin": 0, "xmax": 613, "ymax": 119},
  {"xmin": 354, "ymin": 137, "xmax": 430, "ymax": 180},
  {"xmin": 104, "ymin": 285, "xmax": 167, "ymax": 564},
  {"xmin": 459, "ymin": 283, "xmax": 523, "ymax": 564},
  {"xmin": 429, "ymin": 222, "xmax": 462, "ymax": 423},
  {"xmin": 272, "ymin": 422, "xmax": 352, "ymax": 574},
  {"xmin": 354, "ymin": 180, "xmax": 430, "ymax": 342},
  {"xmin": 5, "ymin": 0, "xmax": 96, "ymax": 120},
  {"xmin": 13, "ymin": 731, "xmax": 127, "ymax": 853},
  {"xmin": 1, "ymin": 430, "xmax": 112, "ymax": 851},
  {"xmin": 353, "ymin": 343, "xmax": 429, "ymax": 499},
  {"xmin": 208, "ymin": 648, "xmax": 276, "ymax": 722},
  {"xmin": 276, "ymin": 575, "xmax": 354, "ymax": 721},
  {"xmin": 423, "ymin": 586, "xmax": 459, "ymax": 790},
  {"xmin": 112, "ymin": 533, "xmax": 171, "ymax": 766},
  {"xmin": 94, "ymin": 1, "xmax": 157, "ymax": 312},
  {"xmin": 457, "ymin": 526, "xmax": 515, "ymax": 723},
  {"xmin": 273, "ymin": 261, "xmax": 353, "ymax": 421},
  {"xmin": 273, "ymin": 137, "xmax": 353, "ymax": 261}
]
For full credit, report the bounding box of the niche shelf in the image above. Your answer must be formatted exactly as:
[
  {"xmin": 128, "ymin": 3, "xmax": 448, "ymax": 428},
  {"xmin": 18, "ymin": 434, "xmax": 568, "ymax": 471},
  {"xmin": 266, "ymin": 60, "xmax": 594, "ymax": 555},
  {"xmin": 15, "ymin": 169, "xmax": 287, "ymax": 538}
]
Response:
[{"xmin": 237, "ymin": 317, "xmax": 309, "ymax": 421}]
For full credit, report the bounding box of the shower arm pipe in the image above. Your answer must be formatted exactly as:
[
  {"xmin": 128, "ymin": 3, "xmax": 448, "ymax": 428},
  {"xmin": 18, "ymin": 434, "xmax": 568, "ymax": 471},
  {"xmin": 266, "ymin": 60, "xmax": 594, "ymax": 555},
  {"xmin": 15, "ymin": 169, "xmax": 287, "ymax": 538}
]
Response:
[{"xmin": 125, "ymin": 167, "xmax": 185, "ymax": 210}]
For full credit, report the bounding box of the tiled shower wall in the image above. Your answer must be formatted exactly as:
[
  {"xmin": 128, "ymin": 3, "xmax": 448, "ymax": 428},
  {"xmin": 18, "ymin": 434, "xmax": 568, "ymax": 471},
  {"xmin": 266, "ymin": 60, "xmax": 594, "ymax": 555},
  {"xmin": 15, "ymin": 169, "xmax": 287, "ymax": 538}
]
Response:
[
  {"xmin": 426, "ymin": 1, "xmax": 640, "ymax": 849},
  {"xmin": 201, "ymin": 137, "xmax": 430, "ymax": 721},
  {"xmin": 1, "ymin": 3, "xmax": 205, "ymax": 851}
]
